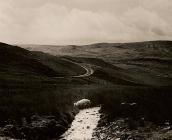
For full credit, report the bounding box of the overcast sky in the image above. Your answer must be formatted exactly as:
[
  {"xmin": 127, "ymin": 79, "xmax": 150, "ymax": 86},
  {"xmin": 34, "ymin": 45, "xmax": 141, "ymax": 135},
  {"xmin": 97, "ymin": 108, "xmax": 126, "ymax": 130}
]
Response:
[{"xmin": 0, "ymin": 0, "xmax": 172, "ymax": 45}]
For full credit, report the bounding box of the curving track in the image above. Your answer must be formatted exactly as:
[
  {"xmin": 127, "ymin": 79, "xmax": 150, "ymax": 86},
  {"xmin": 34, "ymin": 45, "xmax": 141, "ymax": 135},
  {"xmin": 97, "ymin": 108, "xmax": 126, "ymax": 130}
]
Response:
[{"xmin": 53, "ymin": 58, "xmax": 94, "ymax": 78}]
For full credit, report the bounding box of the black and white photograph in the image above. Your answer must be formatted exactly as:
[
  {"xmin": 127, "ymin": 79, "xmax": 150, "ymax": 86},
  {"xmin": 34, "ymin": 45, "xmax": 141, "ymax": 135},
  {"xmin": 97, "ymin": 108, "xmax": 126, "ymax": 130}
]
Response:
[{"xmin": 0, "ymin": 0, "xmax": 172, "ymax": 139}]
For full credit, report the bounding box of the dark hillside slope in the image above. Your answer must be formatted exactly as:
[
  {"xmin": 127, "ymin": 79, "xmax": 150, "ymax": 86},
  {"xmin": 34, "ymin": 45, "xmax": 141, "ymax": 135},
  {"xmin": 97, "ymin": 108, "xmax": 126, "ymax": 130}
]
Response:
[
  {"xmin": 0, "ymin": 42, "xmax": 59, "ymax": 79},
  {"xmin": 31, "ymin": 51, "xmax": 86, "ymax": 77},
  {"xmin": 0, "ymin": 43, "xmax": 85, "ymax": 82}
]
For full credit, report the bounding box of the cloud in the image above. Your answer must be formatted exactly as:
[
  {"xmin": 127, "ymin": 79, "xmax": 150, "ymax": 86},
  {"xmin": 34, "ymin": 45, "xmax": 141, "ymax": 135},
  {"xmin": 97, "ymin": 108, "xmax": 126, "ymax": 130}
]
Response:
[
  {"xmin": 121, "ymin": 7, "xmax": 171, "ymax": 40},
  {"xmin": 21, "ymin": 7, "xmax": 137, "ymax": 44},
  {"xmin": 0, "ymin": 0, "xmax": 171, "ymax": 45}
]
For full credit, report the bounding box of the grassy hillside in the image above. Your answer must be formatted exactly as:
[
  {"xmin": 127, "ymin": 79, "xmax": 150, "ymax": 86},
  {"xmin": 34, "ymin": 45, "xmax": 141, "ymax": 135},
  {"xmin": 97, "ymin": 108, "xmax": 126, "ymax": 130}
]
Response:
[
  {"xmin": 0, "ymin": 41, "xmax": 172, "ymax": 139},
  {"xmin": 20, "ymin": 41, "xmax": 172, "ymax": 121},
  {"xmin": 0, "ymin": 43, "xmax": 91, "ymax": 139}
]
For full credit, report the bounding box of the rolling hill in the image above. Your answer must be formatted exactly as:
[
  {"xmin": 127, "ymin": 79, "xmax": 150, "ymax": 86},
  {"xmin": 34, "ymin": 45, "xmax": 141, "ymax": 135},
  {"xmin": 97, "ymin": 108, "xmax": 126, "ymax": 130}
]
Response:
[
  {"xmin": 21, "ymin": 41, "xmax": 172, "ymax": 86},
  {"xmin": 0, "ymin": 41, "xmax": 172, "ymax": 139}
]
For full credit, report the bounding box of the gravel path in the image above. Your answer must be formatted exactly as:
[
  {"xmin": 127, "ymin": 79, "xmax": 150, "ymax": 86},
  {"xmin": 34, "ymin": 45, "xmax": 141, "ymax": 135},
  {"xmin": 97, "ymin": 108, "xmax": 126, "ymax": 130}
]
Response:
[{"xmin": 60, "ymin": 107, "xmax": 101, "ymax": 140}]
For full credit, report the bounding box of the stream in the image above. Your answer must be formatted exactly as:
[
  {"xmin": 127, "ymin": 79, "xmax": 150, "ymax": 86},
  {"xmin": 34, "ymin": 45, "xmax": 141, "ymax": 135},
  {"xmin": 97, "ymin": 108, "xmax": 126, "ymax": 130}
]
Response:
[{"xmin": 60, "ymin": 106, "xmax": 101, "ymax": 140}]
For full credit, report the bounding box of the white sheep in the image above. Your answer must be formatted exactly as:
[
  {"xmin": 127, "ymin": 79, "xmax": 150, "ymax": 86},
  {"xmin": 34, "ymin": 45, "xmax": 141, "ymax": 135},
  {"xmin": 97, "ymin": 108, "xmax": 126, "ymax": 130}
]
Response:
[{"xmin": 74, "ymin": 99, "xmax": 91, "ymax": 109}]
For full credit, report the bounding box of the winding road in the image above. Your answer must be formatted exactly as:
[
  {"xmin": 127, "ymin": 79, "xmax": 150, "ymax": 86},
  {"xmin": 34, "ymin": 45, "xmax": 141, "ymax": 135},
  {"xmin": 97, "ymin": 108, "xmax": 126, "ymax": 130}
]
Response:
[{"xmin": 53, "ymin": 58, "xmax": 94, "ymax": 78}]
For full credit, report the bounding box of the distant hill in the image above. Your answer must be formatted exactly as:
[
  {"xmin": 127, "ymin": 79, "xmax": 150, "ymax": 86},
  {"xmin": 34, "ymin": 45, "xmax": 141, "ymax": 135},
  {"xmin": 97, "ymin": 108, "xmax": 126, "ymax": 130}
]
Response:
[{"xmin": 20, "ymin": 41, "xmax": 172, "ymax": 59}]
